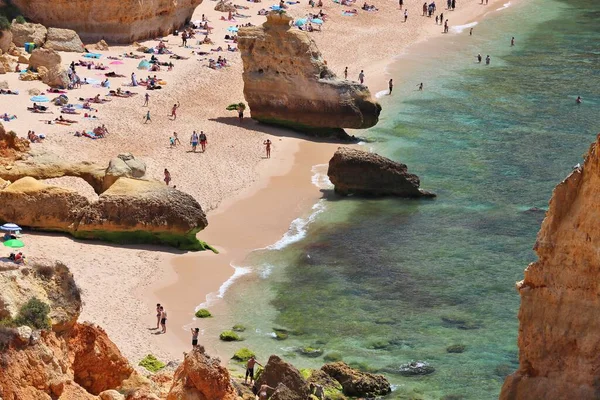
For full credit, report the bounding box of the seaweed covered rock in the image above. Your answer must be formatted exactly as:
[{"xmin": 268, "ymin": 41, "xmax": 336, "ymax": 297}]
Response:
[
  {"xmin": 167, "ymin": 345, "xmax": 239, "ymax": 400},
  {"xmin": 327, "ymin": 147, "xmax": 436, "ymax": 197},
  {"xmin": 238, "ymin": 12, "xmax": 380, "ymax": 139},
  {"xmin": 257, "ymin": 355, "xmax": 310, "ymax": 400},
  {"xmin": 500, "ymin": 134, "xmax": 600, "ymax": 399},
  {"xmin": 321, "ymin": 362, "xmax": 391, "ymax": 397},
  {"xmin": 11, "ymin": 0, "xmax": 203, "ymax": 44}
]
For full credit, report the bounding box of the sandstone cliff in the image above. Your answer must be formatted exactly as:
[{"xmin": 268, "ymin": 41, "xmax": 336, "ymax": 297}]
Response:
[
  {"xmin": 238, "ymin": 12, "xmax": 381, "ymax": 139},
  {"xmin": 10, "ymin": 0, "xmax": 203, "ymax": 44},
  {"xmin": 500, "ymin": 134, "xmax": 600, "ymax": 400},
  {"xmin": 327, "ymin": 147, "xmax": 436, "ymax": 197}
]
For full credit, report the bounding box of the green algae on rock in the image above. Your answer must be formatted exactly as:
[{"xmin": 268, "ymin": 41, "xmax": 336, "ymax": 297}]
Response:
[{"xmin": 219, "ymin": 330, "xmax": 243, "ymax": 342}]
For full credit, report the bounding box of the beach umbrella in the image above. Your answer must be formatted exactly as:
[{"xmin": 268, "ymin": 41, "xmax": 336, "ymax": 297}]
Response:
[
  {"xmin": 30, "ymin": 95, "xmax": 49, "ymax": 102},
  {"xmin": 294, "ymin": 18, "xmax": 307, "ymax": 26},
  {"xmin": 138, "ymin": 60, "xmax": 150, "ymax": 70},
  {"xmin": 3, "ymin": 239, "xmax": 24, "ymax": 248},
  {"xmin": 227, "ymin": 26, "xmax": 239, "ymax": 32},
  {"xmin": 1, "ymin": 223, "xmax": 21, "ymax": 232},
  {"xmin": 270, "ymin": 5, "xmax": 282, "ymax": 10},
  {"xmin": 311, "ymin": 18, "xmax": 324, "ymax": 24}
]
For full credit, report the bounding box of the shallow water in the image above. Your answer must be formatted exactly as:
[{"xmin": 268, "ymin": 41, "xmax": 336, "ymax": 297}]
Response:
[{"xmin": 204, "ymin": 0, "xmax": 600, "ymax": 398}]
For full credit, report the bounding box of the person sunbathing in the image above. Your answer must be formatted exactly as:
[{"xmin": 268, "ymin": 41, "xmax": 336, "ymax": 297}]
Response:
[
  {"xmin": 28, "ymin": 130, "xmax": 41, "ymax": 143},
  {"xmin": 227, "ymin": 44, "xmax": 238, "ymax": 52},
  {"xmin": 211, "ymin": 46, "xmax": 223, "ymax": 52}
]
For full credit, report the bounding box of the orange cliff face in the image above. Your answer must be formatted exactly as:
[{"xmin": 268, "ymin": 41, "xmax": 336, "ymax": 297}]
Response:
[{"xmin": 500, "ymin": 134, "xmax": 600, "ymax": 400}]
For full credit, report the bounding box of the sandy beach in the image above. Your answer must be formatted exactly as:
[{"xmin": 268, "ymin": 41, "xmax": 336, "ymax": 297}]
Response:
[{"xmin": 3, "ymin": 0, "xmax": 511, "ymax": 364}]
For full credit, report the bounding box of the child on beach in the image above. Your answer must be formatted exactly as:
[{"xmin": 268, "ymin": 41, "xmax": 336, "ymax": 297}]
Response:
[
  {"xmin": 263, "ymin": 139, "xmax": 272, "ymax": 158},
  {"xmin": 164, "ymin": 169, "xmax": 172, "ymax": 186},
  {"xmin": 358, "ymin": 70, "xmax": 365, "ymax": 84},
  {"xmin": 144, "ymin": 110, "xmax": 151, "ymax": 123},
  {"xmin": 173, "ymin": 132, "xmax": 181, "ymax": 146},
  {"xmin": 171, "ymin": 101, "xmax": 181, "ymax": 120}
]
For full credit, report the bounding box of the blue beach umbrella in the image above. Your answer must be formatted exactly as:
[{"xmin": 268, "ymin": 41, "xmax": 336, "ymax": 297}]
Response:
[
  {"xmin": 227, "ymin": 26, "xmax": 239, "ymax": 32},
  {"xmin": 311, "ymin": 18, "xmax": 324, "ymax": 24},
  {"xmin": 138, "ymin": 60, "xmax": 150, "ymax": 70},
  {"xmin": 1, "ymin": 223, "xmax": 21, "ymax": 232},
  {"xmin": 270, "ymin": 5, "xmax": 282, "ymax": 10},
  {"xmin": 294, "ymin": 18, "xmax": 308, "ymax": 26},
  {"xmin": 30, "ymin": 95, "xmax": 49, "ymax": 102}
]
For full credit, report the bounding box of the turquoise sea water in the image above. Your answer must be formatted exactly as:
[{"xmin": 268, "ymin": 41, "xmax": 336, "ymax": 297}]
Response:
[{"xmin": 207, "ymin": 0, "xmax": 600, "ymax": 398}]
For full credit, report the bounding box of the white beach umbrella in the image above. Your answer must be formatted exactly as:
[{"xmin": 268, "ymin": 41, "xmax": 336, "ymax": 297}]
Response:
[{"xmin": 1, "ymin": 223, "xmax": 21, "ymax": 232}]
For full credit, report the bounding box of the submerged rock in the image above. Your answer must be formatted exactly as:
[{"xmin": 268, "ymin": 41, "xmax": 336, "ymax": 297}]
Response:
[
  {"xmin": 394, "ymin": 361, "xmax": 436, "ymax": 376},
  {"xmin": 500, "ymin": 134, "xmax": 600, "ymax": 399},
  {"xmin": 238, "ymin": 12, "xmax": 381, "ymax": 139},
  {"xmin": 321, "ymin": 361, "xmax": 391, "ymax": 397},
  {"xmin": 327, "ymin": 147, "xmax": 436, "ymax": 197}
]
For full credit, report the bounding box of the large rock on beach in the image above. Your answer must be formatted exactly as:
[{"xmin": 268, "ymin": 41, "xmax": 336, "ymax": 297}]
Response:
[
  {"xmin": 104, "ymin": 153, "xmax": 147, "ymax": 190},
  {"xmin": 10, "ymin": 21, "xmax": 47, "ymax": 47},
  {"xmin": 327, "ymin": 147, "xmax": 436, "ymax": 197},
  {"xmin": 256, "ymin": 355, "xmax": 310, "ymax": 400},
  {"xmin": 0, "ymin": 29, "xmax": 13, "ymax": 53},
  {"xmin": 41, "ymin": 66, "xmax": 70, "ymax": 88},
  {"xmin": 28, "ymin": 47, "xmax": 62, "ymax": 70},
  {"xmin": 167, "ymin": 345, "xmax": 239, "ymax": 400},
  {"xmin": 43, "ymin": 27, "xmax": 85, "ymax": 53},
  {"xmin": 215, "ymin": 0, "xmax": 237, "ymax": 12},
  {"xmin": 321, "ymin": 362, "xmax": 391, "ymax": 397},
  {"xmin": 500, "ymin": 133, "xmax": 600, "ymax": 399},
  {"xmin": 10, "ymin": 0, "xmax": 203, "ymax": 44},
  {"xmin": 238, "ymin": 12, "xmax": 381, "ymax": 139}
]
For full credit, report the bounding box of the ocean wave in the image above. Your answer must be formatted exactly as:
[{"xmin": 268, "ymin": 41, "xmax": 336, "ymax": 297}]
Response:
[
  {"xmin": 259, "ymin": 264, "xmax": 274, "ymax": 279},
  {"xmin": 311, "ymin": 164, "xmax": 333, "ymax": 189},
  {"xmin": 376, "ymin": 89, "xmax": 390, "ymax": 98},
  {"xmin": 496, "ymin": 1, "xmax": 511, "ymax": 11},
  {"xmin": 451, "ymin": 21, "xmax": 478, "ymax": 34},
  {"xmin": 195, "ymin": 263, "xmax": 251, "ymax": 310},
  {"xmin": 266, "ymin": 201, "xmax": 326, "ymax": 250}
]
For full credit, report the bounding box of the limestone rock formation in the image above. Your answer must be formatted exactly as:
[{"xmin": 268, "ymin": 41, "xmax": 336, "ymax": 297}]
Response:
[
  {"xmin": 215, "ymin": 0, "xmax": 237, "ymax": 12},
  {"xmin": 11, "ymin": 0, "xmax": 203, "ymax": 44},
  {"xmin": 0, "ymin": 29, "xmax": 13, "ymax": 53},
  {"xmin": 256, "ymin": 355, "xmax": 310, "ymax": 400},
  {"xmin": 499, "ymin": 134, "xmax": 600, "ymax": 400},
  {"xmin": 93, "ymin": 39, "xmax": 110, "ymax": 51},
  {"xmin": 327, "ymin": 147, "xmax": 436, "ymax": 197},
  {"xmin": 104, "ymin": 153, "xmax": 147, "ymax": 189},
  {"xmin": 0, "ymin": 124, "xmax": 30, "ymax": 163},
  {"xmin": 29, "ymin": 47, "xmax": 62, "ymax": 70},
  {"xmin": 42, "ymin": 66, "xmax": 71, "ymax": 88},
  {"xmin": 238, "ymin": 12, "xmax": 381, "ymax": 139},
  {"xmin": 10, "ymin": 21, "xmax": 48, "ymax": 47},
  {"xmin": 44, "ymin": 27, "xmax": 85, "ymax": 53},
  {"xmin": 321, "ymin": 362, "xmax": 391, "ymax": 397},
  {"xmin": 167, "ymin": 345, "xmax": 239, "ymax": 400}
]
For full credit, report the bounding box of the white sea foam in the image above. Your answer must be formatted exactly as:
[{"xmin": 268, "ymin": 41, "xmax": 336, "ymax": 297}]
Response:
[
  {"xmin": 259, "ymin": 264, "xmax": 274, "ymax": 279},
  {"xmin": 496, "ymin": 1, "xmax": 511, "ymax": 11},
  {"xmin": 266, "ymin": 201, "xmax": 326, "ymax": 250},
  {"xmin": 376, "ymin": 89, "xmax": 390, "ymax": 98},
  {"xmin": 195, "ymin": 263, "xmax": 251, "ymax": 310},
  {"xmin": 451, "ymin": 21, "xmax": 478, "ymax": 34},
  {"xmin": 357, "ymin": 141, "xmax": 366, "ymax": 145},
  {"xmin": 311, "ymin": 164, "xmax": 333, "ymax": 189}
]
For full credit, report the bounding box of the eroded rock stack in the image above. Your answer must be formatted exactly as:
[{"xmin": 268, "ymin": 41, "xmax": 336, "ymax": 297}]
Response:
[
  {"xmin": 500, "ymin": 134, "xmax": 600, "ymax": 400},
  {"xmin": 238, "ymin": 12, "xmax": 381, "ymax": 139},
  {"xmin": 10, "ymin": 0, "xmax": 203, "ymax": 44}
]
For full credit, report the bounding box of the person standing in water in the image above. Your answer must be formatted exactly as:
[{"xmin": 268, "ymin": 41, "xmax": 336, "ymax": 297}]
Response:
[
  {"xmin": 485, "ymin": 55, "xmax": 491, "ymax": 65},
  {"xmin": 389, "ymin": 79, "xmax": 393, "ymax": 94},
  {"xmin": 245, "ymin": 356, "xmax": 263, "ymax": 384},
  {"xmin": 263, "ymin": 139, "xmax": 272, "ymax": 158},
  {"xmin": 511, "ymin": 36, "xmax": 515, "ymax": 46},
  {"xmin": 164, "ymin": 169, "xmax": 171, "ymax": 186},
  {"xmin": 470, "ymin": 27, "xmax": 473, "ymax": 36},
  {"xmin": 160, "ymin": 306, "xmax": 167, "ymax": 333},
  {"xmin": 576, "ymin": 96, "xmax": 582, "ymax": 104},
  {"xmin": 477, "ymin": 53, "xmax": 482, "ymax": 63},
  {"xmin": 190, "ymin": 328, "xmax": 199, "ymax": 347},
  {"xmin": 358, "ymin": 70, "xmax": 365, "ymax": 84},
  {"xmin": 417, "ymin": 82, "xmax": 423, "ymax": 90}
]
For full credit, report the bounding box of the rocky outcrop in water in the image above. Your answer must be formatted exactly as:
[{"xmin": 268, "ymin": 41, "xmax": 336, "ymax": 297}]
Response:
[
  {"xmin": 0, "ymin": 151, "xmax": 209, "ymax": 250},
  {"xmin": 10, "ymin": 0, "xmax": 203, "ymax": 44},
  {"xmin": 327, "ymin": 147, "xmax": 436, "ymax": 197},
  {"xmin": 238, "ymin": 12, "xmax": 381, "ymax": 139},
  {"xmin": 499, "ymin": 134, "xmax": 600, "ymax": 400},
  {"xmin": 321, "ymin": 361, "xmax": 391, "ymax": 397},
  {"xmin": 256, "ymin": 355, "xmax": 311, "ymax": 400}
]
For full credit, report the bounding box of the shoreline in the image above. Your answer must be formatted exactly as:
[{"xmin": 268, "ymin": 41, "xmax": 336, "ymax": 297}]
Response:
[{"xmin": 150, "ymin": 0, "xmax": 515, "ymax": 362}]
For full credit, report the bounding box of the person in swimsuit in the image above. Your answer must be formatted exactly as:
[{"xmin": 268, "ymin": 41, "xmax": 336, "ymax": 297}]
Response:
[
  {"xmin": 164, "ymin": 169, "xmax": 172, "ymax": 186},
  {"xmin": 156, "ymin": 303, "xmax": 161, "ymax": 329},
  {"xmin": 238, "ymin": 108, "xmax": 244, "ymax": 123},
  {"xmin": 190, "ymin": 131, "xmax": 199, "ymax": 152},
  {"xmin": 160, "ymin": 306, "xmax": 167, "ymax": 333},
  {"xmin": 389, "ymin": 79, "xmax": 393, "ymax": 94},
  {"xmin": 263, "ymin": 139, "xmax": 272, "ymax": 159},
  {"xmin": 191, "ymin": 327, "xmax": 199, "ymax": 347},
  {"xmin": 199, "ymin": 131, "xmax": 207, "ymax": 152},
  {"xmin": 344, "ymin": 66, "xmax": 348, "ymax": 79},
  {"xmin": 171, "ymin": 101, "xmax": 180, "ymax": 120},
  {"xmin": 173, "ymin": 132, "xmax": 181, "ymax": 146},
  {"xmin": 245, "ymin": 356, "xmax": 263, "ymax": 384},
  {"xmin": 144, "ymin": 93, "xmax": 150, "ymax": 106},
  {"xmin": 258, "ymin": 384, "xmax": 275, "ymax": 400}
]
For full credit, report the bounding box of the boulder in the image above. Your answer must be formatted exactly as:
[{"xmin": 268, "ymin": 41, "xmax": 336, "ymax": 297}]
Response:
[
  {"xmin": 0, "ymin": 54, "xmax": 17, "ymax": 74},
  {"xmin": 321, "ymin": 362, "xmax": 391, "ymax": 397},
  {"xmin": 215, "ymin": 0, "xmax": 237, "ymax": 12},
  {"xmin": 0, "ymin": 29, "xmax": 13, "ymax": 53},
  {"xmin": 238, "ymin": 12, "xmax": 381, "ymax": 139},
  {"xmin": 395, "ymin": 361, "xmax": 435, "ymax": 376},
  {"xmin": 327, "ymin": 147, "xmax": 436, "ymax": 197},
  {"xmin": 43, "ymin": 28, "xmax": 84, "ymax": 52},
  {"xmin": 19, "ymin": 70, "xmax": 38, "ymax": 81},
  {"xmin": 500, "ymin": 133, "xmax": 600, "ymax": 399},
  {"xmin": 167, "ymin": 345, "xmax": 238, "ymax": 400},
  {"xmin": 28, "ymin": 47, "xmax": 61, "ymax": 70},
  {"xmin": 16, "ymin": 325, "xmax": 32, "ymax": 343},
  {"xmin": 256, "ymin": 355, "xmax": 310, "ymax": 400},
  {"xmin": 10, "ymin": 21, "xmax": 47, "ymax": 47},
  {"xmin": 93, "ymin": 39, "xmax": 109, "ymax": 51},
  {"xmin": 41, "ymin": 66, "xmax": 70, "ymax": 88},
  {"xmin": 99, "ymin": 390, "xmax": 126, "ymax": 400},
  {"xmin": 104, "ymin": 153, "xmax": 147, "ymax": 190},
  {"xmin": 18, "ymin": 53, "xmax": 30, "ymax": 64},
  {"xmin": 10, "ymin": 0, "xmax": 203, "ymax": 44}
]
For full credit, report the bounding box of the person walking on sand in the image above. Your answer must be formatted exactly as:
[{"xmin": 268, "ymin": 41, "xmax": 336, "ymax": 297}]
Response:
[
  {"xmin": 388, "ymin": 79, "xmax": 393, "ymax": 94},
  {"xmin": 143, "ymin": 110, "xmax": 151, "ymax": 123},
  {"xmin": 144, "ymin": 93, "xmax": 149, "ymax": 106},
  {"xmin": 245, "ymin": 356, "xmax": 263, "ymax": 384},
  {"xmin": 511, "ymin": 36, "xmax": 515, "ymax": 46},
  {"xmin": 404, "ymin": 8, "xmax": 408, "ymax": 21},
  {"xmin": 170, "ymin": 101, "xmax": 180, "ymax": 120},
  {"xmin": 190, "ymin": 130, "xmax": 199, "ymax": 152},
  {"xmin": 160, "ymin": 306, "xmax": 167, "ymax": 333},
  {"xmin": 182, "ymin": 31, "xmax": 188, "ymax": 47},
  {"xmin": 199, "ymin": 131, "xmax": 207, "ymax": 152},
  {"xmin": 399, "ymin": 0, "xmax": 403, "ymax": 8},
  {"xmin": 444, "ymin": 19, "xmax": 449, "ymax": 33},
  {"xmin": 439, "ymin": 12, "xmax": 443, "ymax": 24},
  {"xmin": 191, "ymin": 328, "xmax": 200, "ymax": 347},
  {"xmin": 435, "ymin": 15, "xmax": 439, "ymax": 24},
  {"xmin": 263, "ymin": 139, "xmax": 272, "ymax": 158},
  {"xmin": 358, "ymin": 70, "xmax": 365, "ymax": 84},
  {"xmin": 238, "ymin": 107, "xmax": 244, "ymax": 123},
  {"xmin": 155, "ymin": 303, "xmax": 161, "ymax": 329},
  {"xmin": 422, "ymin": 2, "xmax": 427, "ymax": 16},
  {"xmin": 173, "ymin": 132, "xmax": 181, "ymax": 146},
  {"xmin": 164, "ymin": 169, "xmax": 171, "ymax": 186},
  {"xmin": 344, "ymin": 66, "xmax": 348, "ymax": 79}
]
